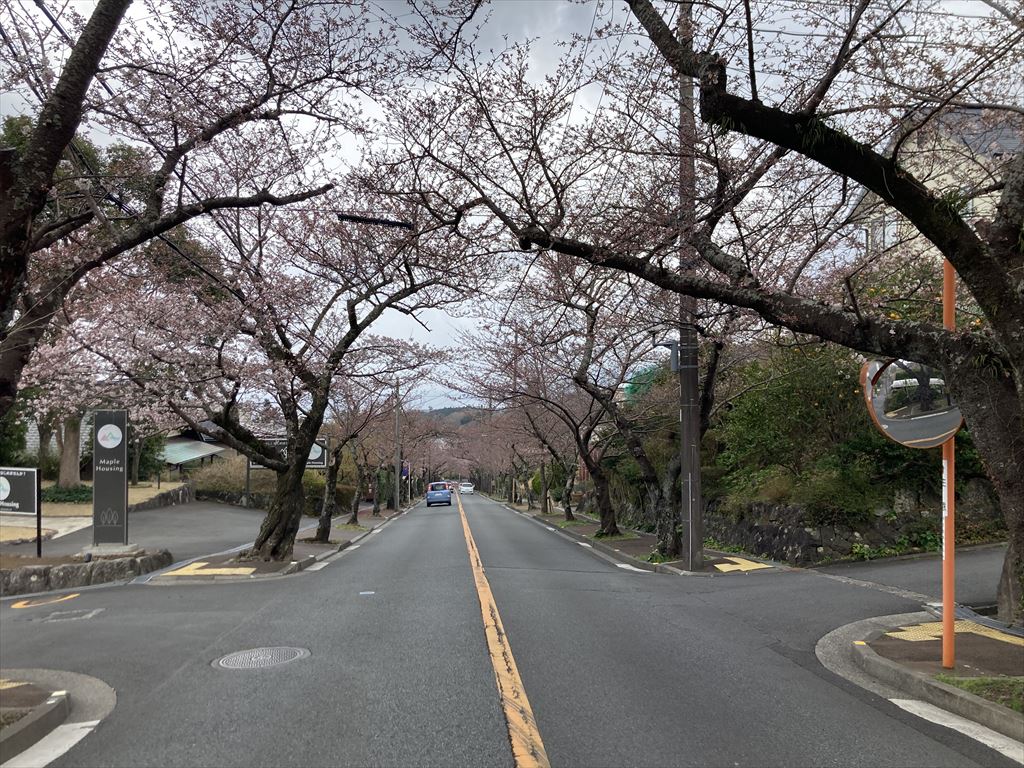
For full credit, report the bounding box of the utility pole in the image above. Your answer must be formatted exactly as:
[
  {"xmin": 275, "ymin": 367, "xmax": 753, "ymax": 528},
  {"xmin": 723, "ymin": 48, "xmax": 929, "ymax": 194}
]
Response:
[
  {"xmin": 677, "ymin": 2, "xmax": 703, "ymax": 570},
  {"xmin": 394, "ymin": 381, "xmax": 401, "ymax": 511}
]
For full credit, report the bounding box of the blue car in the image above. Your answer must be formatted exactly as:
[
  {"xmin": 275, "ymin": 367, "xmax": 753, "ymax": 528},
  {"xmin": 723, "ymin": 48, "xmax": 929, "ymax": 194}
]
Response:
[{"xmin": 425, "ymin": 482, "xmax": 452, "ymax": 506}]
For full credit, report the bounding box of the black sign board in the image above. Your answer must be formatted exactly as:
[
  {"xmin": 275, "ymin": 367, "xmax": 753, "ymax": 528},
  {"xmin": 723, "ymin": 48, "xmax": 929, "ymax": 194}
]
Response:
[
  {"xmin": 0, "ymin": 467, "xmax": 39, "ymax": 515},
  {"xmin": 248, "ymin": 438, "xmax": 328, "ymax": 470},
  {"xmin": 93, "ymin": 410, "xmax": 129, "ymax": 545}
]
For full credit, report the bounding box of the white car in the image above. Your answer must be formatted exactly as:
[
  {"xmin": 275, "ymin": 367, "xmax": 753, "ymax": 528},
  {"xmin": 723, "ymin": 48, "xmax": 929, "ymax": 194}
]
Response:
[{"xmin": 459, "ymin": 482, "xmax": 475, "ymax": 494}]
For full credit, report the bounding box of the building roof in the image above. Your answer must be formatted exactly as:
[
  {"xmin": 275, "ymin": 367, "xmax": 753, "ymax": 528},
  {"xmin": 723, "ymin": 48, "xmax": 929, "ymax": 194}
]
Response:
[{"xmin": 161, "ymin": 437, "xmax": 227, "ymax": 466}]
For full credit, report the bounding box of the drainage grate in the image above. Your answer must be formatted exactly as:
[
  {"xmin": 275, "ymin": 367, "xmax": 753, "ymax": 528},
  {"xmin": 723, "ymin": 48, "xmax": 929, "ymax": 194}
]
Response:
[{"xmin": 214, "ymin": 647, "xmax": 310, "ymax": 670}]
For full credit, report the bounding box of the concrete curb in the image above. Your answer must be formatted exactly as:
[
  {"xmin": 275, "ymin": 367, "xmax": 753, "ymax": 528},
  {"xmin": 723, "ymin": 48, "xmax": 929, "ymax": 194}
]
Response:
[
  {"xmin": 149, "ymin": 503, "xmax": 418, "ymax": 583},
  {"xmin": 852, "ymin": 630, "xmax": 1024, "ymax": 743},
  {"xmin": 0, "ymin": 690, "xmax": 69, "ymax": 763},
  {"xmin": 0, "ymin": 550, "xmax": 174, "ymax": 597},
  {"xmin": 524, "ymin": 512, "xmax": 712, "ymax": 576}
]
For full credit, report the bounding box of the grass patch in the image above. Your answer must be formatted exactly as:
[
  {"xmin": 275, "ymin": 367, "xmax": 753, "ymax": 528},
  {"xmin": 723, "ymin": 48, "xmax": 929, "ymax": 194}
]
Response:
[
  {"xmin": 594, "ymin": 532, "xmax": 639, "ymax": 542},
  {"xmin": 1, "ymin": 709, "xmax": 31, "ymax": 729},
  {"xmin": 335, "ymin": 524, "xmax": 368, "ymax": 531},
  {"xmin": 935, "ymin": 675, "xmax": 1024, "ymax": 714},
  {"xmin": 553, "ymin": 519, "xmax": 588, "ymax": 528}
]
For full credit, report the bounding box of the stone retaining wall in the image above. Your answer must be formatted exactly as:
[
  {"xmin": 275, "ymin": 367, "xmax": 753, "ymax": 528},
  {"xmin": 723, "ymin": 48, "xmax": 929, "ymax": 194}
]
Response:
[
  {"xmin": 128, "ymin": 483, "xmax": 194, "ymax": 512},
  {"xmin": 0, "ymin": 550, "xmax": 174, "ymax": 597}
]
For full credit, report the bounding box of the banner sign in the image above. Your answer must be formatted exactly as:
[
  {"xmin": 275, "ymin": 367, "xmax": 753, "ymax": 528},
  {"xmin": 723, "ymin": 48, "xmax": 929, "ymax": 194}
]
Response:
[
  {"xmin": 248, "ymin": 438, "xmax": 328, "ymax": 470},
  {"xmin": 93, "ymin": 410, "xmax": 129, "ymax": 545},
  {"xmin": 0, "ymin": 467, "xmax": 39, "ymax": 516}
]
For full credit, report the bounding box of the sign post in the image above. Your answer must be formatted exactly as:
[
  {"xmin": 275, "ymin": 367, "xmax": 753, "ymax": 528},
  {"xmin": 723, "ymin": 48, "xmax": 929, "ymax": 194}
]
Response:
[
  {"xmin": 0, "ymin": 467, "xmax": 42, "ymax": 556},
  {"xmin": 93, "ymin": 410, "xmax": 129, "ymax": 546},
  {"xmin": 861, "ymin": 349, "xmax": 962, "ymax": 670},
  {"xmin": 941, "ymin": 259, "xmax": 956, "ymax": 670}
]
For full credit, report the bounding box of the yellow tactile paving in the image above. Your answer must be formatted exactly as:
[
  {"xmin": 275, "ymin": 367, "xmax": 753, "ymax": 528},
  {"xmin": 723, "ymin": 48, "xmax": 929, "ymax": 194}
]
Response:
[
  {"xmin": 713, "ymin": 556, "xmax": 773, "ymax": 573},
  {"xmin": 885, "ymin": 620, "xmax": 1024, "ymax": 646},
  {"xmin": 162, "ymin": 561, "xmax": 256, "ymax": 577},
  {"xmin": 0, "ymin": 679, "xmax": 29, "ymax": 690}
]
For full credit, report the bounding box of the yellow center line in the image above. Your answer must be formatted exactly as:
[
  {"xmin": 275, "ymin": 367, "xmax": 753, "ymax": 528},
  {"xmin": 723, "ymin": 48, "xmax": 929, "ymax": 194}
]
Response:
[{"xmin": 456, "ymin": 493, "xmax": 550, "ymax": 768}]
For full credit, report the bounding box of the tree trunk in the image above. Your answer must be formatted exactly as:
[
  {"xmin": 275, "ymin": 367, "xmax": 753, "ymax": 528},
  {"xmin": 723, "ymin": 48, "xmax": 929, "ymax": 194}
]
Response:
[
  {"xmin": 37, "ymin": 418, "xmax": 53, "ymax": 469},
  {"xmin": 314, "ymin": 446, "xmax": 343, "ymax": 543},
  {"xmin": 540, "ymin": 461, "xmax": 549, "ymax": 515},
  {"xmin": 948, "ymin": 366, "xmax": 1023, "ymax": 625},
  {"xmin": 347, "ymin": 447, "xmax": 363, "ymax": 526},
  {"xmin": 250, "ymin": 463, "xmax": 306, "ymax": 560},
  {"xmin": 57, "ymin": 414, "xmax": 82, "ymax": 488},
  {"xmin": 562, "ymin": 469, "xmax": 576, "ymax": 521},
  {"xmin": 657, "ymin": 452, "xmax": 683, "ymax": 558},
  {"xmin": 372, "ymin": 466, "xmax": 382, "ymax": 516},
  {"xmin": 131, "ymin": 436, "xmax": 142, "ymax": 485},
  {"xmin": 589, "ymin": 465, "xmax": 619, "ymax": 537}
]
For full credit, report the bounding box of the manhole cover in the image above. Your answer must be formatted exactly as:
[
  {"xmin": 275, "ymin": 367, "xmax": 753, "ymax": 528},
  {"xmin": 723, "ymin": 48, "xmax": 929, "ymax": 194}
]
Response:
[{"xmin": 214, "ymin": 647, "xmax": 310, "ymax": 669}]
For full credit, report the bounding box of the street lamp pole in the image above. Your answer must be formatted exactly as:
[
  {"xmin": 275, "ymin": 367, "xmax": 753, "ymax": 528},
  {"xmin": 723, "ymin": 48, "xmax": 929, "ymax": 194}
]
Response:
[{"xmin": 394, "ymin": 381, "xmax": 401, "ymax": 510}]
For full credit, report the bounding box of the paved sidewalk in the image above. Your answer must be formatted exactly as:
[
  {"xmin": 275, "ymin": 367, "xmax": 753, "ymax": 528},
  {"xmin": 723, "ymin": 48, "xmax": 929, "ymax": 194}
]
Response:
[{"xmin": 852, "ymin": 613, "xmax": 1024, "ymax": 744}]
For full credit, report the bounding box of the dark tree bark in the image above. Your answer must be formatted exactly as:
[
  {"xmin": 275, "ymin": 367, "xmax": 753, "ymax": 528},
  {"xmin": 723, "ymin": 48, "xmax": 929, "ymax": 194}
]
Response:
[
  {"xmin": 562, "ymin": 468, "xmax": 576, "ymax": 521},
  {"xmin": 314, "ymin": 444, "xmax": 345, "ymax": 543},
  {"xmin": 131, "ymin": 436, "xmax": 142, "ymax": 485},
  {"xmin": 57, "ymin": 415, "xmax": 82, "ymax": 488},
  {"xmin": 250, "ymin": 463, "xmax": 307, "ymax": 560},
  {"xmin": 346, "ymin": 445, "xmax": 364, "ymax": 526},
  {"xmin": 37, "ymin": 418, "xmax": 53, "ymax": 470},
  {"xmin": 372, "ymin": 465, "xmax": 382, "ymax": 516}
]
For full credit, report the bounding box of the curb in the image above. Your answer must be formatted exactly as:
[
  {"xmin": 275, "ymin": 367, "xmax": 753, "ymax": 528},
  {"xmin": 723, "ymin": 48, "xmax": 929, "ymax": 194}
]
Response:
[
  {"xmin": 0, "ymin": 690, "xmax": 69, "ymax": 763},
  {"xmin": 852, "ymin": 631, "xmax": 1024, "ymax": 743},
  {"xmin": 149, "ymin": 503, "xmax": 418, "ymax": 583},
  {"xmin": 524, "ymin": 512, "xmax": 711, "ymax": 576}
]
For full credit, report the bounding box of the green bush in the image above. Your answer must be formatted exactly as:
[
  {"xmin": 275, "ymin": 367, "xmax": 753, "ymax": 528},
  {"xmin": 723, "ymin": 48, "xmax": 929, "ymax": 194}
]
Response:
[
  {"xmin": 791, "ymin": 462, "xmax": 877, "ymax": 527},
  {"xmin": 191, "ymin": 455, "xmax": 354, "ymax": 514},
  {"xmin": 41, "ymin": 485, "xmax": 92, "ymax": 503}
]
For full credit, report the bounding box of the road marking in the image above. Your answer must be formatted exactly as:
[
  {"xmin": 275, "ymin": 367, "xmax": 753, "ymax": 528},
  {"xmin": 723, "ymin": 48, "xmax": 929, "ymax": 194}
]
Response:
[
  {"xmin": 577, "ymin": 542, "xmax": 593, "ymax": 548},
  {"xmin": 11, "ymin": 593, "xmax": 80, "ymax": 609},
  {"xmin": 162, "ymin": 561, "xmax": 256, "ymax": 577},
  {"xmin": 886, "ymin": 620, "xmax": 1024, "ymax": 646},
  {"xmin": 1, "ymin": 719, "xmax": 100, "ymax": 768},
  {"xmin": 713, "ymin": 556, "xmax": 772, "ymax": 573},
  {"xmin": 889, "ymin": 699, "xmax": 1024, "ymax": 764},
  {"xmin": 37, "ymin": 608, "xmax": 104, "ymax": 623},
  {"xmin": 306, "ymin": 561, "xmax": 330, "ymax": 571},
  {"xmin": 456, "ymin": 494, "xmax": 550, "ymax": 768},
  {"xmin": 616, "ymin": 563, "xmax": 648, "ymax": 573},
  {"xmin": 359, "ymin": 591, "xmax": 375, "ymax": 596},
  {"xmin": 0, "ymin": 679, "xmax": 28, "ymax": 690},
  {"xmin": 543, "ymin": 526, "xmax": 556, "ymax": 532}
]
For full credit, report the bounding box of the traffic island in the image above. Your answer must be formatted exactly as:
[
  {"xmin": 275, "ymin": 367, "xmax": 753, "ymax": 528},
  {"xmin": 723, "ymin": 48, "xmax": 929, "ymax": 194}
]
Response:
[
  {"xmin": 0, "ymin": 679, "xmax": 69, "ymax": 764},
  {"xmin": 853, "ymin": 617, "xmax": 1024, "ymax": 742},
  {"xmin": 0, "ymin": 550, "xmax": 174, "ymax": 597},
  {"xmin": 149, "ymin": 506, "xmax": 410, "ymax": 584}
]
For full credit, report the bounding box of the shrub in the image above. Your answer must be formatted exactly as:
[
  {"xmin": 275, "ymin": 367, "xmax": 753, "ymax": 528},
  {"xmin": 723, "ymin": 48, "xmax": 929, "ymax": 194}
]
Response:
[
  {"xmin": 41, "ymin": 485, "xmax": 92, "ymax": 503},
  {"xmin": 190, "ymin": 455, "xmax": 354, "ymax": 515}
]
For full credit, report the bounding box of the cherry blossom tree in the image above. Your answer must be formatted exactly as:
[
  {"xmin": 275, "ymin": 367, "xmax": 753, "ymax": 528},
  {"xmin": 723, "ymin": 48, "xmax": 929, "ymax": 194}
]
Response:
[{"xmin": 367, "ymin": 0, "xmax": 1024, "ymax": 621}]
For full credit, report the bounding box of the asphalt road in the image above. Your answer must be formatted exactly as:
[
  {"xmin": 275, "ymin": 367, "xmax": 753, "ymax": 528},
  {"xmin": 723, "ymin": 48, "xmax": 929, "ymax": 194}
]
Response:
[
  {"xmin": 818, "ymin": 544, "xmax": 1007, "ymax": 608},
  {"xmin": 0, "ymin": 495, "xmax": 1016, "ymax": 768}
]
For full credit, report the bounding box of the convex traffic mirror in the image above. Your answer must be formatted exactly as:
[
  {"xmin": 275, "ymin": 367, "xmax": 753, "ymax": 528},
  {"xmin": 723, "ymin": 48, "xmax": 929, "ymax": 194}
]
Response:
[{"xmin": 860, "ymin": 359, "xmax": 963, "ymax": 449}]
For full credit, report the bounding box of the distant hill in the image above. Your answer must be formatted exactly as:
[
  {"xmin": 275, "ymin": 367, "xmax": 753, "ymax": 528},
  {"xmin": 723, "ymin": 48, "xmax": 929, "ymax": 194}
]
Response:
[{"xmin": 422, "ymin": 406, "xmax": 484, "ymax": 426}]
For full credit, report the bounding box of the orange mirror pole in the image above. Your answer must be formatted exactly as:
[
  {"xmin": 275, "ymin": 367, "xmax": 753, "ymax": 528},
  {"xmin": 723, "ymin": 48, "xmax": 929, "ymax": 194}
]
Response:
[{"xmin": 942, "ymin": 259, "xmax": 956, "ymax": 670}]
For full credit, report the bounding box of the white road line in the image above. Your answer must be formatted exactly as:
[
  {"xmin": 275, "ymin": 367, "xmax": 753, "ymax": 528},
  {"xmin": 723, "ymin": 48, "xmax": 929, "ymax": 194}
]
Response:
[
  {"xmin": 578, "ymin": 542, "xmax": 593, "ymax": 548},
  {"xmin": 544, "ymin": 526, "xmax": 556, "ymax": 532},
  {"xmin": 889, "ymin": 699, "xmax": 1024, "ymax": 764},
  {"xmin": 306, "ymin": 561, "xmax": 330, "ymax": 571},
  {"xmin": 1, "ymin": 720, "xmax": 100, "ymax": 768},
  {"xmin": 616, "ymin": 563, "xmax": 648, "ymax": 573}
]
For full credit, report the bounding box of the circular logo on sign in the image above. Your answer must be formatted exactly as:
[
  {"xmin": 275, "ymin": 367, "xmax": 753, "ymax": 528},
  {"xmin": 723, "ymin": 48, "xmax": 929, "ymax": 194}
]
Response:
[
  {"xmin": 0, "ymin": 477, "xmax": 10, "ymax": 501},
  {"xmin": 97, "ymin": 424, "xmax": 123, "ymax": 450},
  {"xmin": 309, "ymin": 444, "xmax": 323, "ymax": 461}
]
